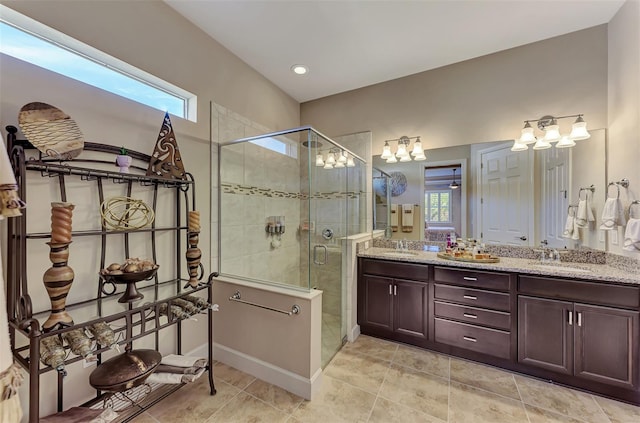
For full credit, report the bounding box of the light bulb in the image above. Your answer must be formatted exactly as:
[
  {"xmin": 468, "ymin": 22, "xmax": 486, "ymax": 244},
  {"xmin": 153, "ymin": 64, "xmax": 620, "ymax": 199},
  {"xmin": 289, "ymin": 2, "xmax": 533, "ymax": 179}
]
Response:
[
  {"xmin": 519, "ymin": 122, "xmax": 536, "ymax": 144},
  {"xmin": 543, "ymin": 121, "xmax": 561, "ymax": 142},
  {"xmin": 511, "ymin": 141, "xmax": 528, "ymax": 152},
  {"xmin": 533, "ymin": 137, "xmax": 552, "ymax": 150},
  {"xmin": 569, "ymin": 116, "xmax": 590, "ymax": 140},
  {"xmin": 326, "ymin": 152, "xmax": 336, "ymax": 165},
  {"xmin": 380, "ymin": 141, "xmax": 392, "ymax": 159},
  {"xmin": 556, "ymin": 134, "xmax": 576, "ymax": 148},
  {"xmin": 411, "ymin": 138, "xmax": 424, "ymax": 157},
  {"xmin": 315, "ymin": 154, "xmax": 324, "ymax": 167}
]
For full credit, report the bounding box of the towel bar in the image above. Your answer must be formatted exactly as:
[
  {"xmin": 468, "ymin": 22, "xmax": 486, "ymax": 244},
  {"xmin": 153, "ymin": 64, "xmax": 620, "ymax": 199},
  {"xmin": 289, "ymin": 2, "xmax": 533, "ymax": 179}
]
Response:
[{"xmin": 228, "ymin": 291, "xmax": 300, "ymax": 316}]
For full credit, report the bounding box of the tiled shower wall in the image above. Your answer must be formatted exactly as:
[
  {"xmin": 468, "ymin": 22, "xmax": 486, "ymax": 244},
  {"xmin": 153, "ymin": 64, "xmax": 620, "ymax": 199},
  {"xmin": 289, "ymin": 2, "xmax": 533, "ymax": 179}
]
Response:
[{"xmin": 212, "ymin": 103, "xmax": 303, "ymax": 286}]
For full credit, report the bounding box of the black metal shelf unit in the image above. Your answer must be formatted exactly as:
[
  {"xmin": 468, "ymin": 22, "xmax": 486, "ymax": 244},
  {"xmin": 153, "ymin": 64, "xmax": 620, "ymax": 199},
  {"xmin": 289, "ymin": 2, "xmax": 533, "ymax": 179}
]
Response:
[{"xmin": 4, "ymin": 125, "xmax": 216, "ymax": 422}]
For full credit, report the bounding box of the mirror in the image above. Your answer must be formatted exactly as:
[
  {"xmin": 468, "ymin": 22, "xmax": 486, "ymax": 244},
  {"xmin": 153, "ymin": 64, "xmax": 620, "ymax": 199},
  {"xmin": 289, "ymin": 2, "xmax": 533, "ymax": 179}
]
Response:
[{"xmin": 372, "ymin": 129, "xmax": 607, "ymax": 251}]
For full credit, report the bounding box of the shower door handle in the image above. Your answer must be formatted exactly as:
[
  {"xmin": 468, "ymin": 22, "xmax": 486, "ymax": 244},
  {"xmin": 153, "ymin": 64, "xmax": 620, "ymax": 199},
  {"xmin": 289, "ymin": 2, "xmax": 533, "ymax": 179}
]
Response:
[{"xmin": 313, "ymin": 245, "xmax": 328, "ymax": 265}]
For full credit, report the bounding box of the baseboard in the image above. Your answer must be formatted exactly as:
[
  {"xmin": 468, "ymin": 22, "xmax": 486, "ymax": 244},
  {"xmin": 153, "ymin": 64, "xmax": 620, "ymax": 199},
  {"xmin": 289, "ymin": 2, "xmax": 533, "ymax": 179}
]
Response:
[
  {"xmin": 186, "ymin": 343, "xmax": 208, "ymax": 359},
  {"xmin": 348, "ymin": 324, "xmax": 361, "ymax": 343},
  {"xmin": 213, "ymin": 343, "xmax": 322, "ymax": 400}
]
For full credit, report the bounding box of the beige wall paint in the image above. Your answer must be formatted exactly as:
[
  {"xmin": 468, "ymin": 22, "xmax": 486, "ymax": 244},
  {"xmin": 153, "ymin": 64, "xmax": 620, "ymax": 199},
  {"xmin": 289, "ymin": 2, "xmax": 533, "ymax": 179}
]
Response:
[
  {"xmin": 301, "ymin": 25, "xmax": 608, "ymax": 154},
  {"xmin": 0, "ymin": 1, "xmax": 299, "ymax": 418},
  {"xmin": 608, "ymin": 0, "xmax": 640, "ymax": 256}
]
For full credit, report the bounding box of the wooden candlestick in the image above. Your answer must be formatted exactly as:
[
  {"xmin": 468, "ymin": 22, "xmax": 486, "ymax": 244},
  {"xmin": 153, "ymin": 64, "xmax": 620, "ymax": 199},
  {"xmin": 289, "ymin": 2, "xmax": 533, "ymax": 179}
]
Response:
[{"xmin": 186, "ymin": 211, "xmax": 201, "ymax": 288}]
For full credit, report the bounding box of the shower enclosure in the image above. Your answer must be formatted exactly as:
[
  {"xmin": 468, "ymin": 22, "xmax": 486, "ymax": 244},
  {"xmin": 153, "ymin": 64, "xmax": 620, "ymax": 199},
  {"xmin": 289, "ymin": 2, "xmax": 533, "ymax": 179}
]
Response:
[{"xmin": 218, "ymin": 126, "xmax": 366, "ymax": 366}]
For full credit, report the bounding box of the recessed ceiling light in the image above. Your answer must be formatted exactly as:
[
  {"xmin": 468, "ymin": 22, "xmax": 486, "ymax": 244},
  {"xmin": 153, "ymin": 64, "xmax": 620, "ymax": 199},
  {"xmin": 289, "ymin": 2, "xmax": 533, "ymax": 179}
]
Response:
[{"xmin": 291, "ymin": 64, "xmax": 308, "ymax": 75}]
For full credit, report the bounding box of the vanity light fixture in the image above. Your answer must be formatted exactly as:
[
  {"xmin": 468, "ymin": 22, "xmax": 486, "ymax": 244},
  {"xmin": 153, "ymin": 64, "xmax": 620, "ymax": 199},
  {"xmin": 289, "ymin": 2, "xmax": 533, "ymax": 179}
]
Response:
[
  {"xmin": 316, "ymin": 148, "xmax": 356, "ymax": 169},
  {"xmin": 512, "ymin": 114, "xmax": 590, "ymax": 152},
  {"xmin": 381, "ymin": 135, "xmax": 426, "ymax": 162}
]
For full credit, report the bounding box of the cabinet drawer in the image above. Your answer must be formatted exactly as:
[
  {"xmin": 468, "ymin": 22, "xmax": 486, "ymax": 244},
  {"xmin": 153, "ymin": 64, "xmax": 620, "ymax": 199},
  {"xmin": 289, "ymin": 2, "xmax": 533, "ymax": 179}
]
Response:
[
  {"xmin": 519, "ymin": 276, "xmax": 640, "ymax": 309},
  {"xmin": 435, "ymin": 318, "xmax": 511, "ymax": 359},
  {"xmin": 360, "ymin": 258, "xmax": 429, "ymax": 282},
  {"xmin": 434, "ymin": 301, "xmax": 511, "ymax": 330},
  {"xmin": 434, "ymin": 266, "xmax": 510, "ymax": 291},
  {"xmin": 435, "ymin": 284, "xmax": 510, "ymax": 311}
]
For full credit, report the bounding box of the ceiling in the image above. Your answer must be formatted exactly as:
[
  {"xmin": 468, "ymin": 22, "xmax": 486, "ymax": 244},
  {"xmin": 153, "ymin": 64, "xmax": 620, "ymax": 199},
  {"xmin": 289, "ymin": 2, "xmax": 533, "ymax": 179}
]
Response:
[{"xmin": 165, "ymin": 0, "xmax": 625, "ymax": 103}]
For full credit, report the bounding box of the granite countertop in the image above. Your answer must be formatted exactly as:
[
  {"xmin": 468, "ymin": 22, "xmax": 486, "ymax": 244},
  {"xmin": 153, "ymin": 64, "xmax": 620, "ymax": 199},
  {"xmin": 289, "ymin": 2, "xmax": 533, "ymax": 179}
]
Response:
[{"xmin": 358, "ymin": 247, "xmax": 640, "ymax": 286}]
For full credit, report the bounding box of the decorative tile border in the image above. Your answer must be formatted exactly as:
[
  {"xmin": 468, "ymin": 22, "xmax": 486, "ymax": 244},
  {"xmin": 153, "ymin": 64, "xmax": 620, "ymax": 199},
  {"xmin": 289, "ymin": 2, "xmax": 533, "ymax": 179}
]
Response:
[{"xmin": 221, "ymin": 182, "xmax": 362, "ymax": 199}]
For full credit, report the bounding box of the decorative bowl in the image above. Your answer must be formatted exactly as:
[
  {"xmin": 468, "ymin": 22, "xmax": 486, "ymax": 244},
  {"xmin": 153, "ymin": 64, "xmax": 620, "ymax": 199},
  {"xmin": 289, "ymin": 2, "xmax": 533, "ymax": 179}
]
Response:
[{"xmin": 100, "ymin": 266, "xmax": 158, "ymax": 303}]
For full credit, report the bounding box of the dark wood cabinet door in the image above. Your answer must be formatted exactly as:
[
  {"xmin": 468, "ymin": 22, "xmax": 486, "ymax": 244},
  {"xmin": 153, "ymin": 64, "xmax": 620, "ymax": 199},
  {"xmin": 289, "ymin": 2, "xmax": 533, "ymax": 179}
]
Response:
[
  {"xmin": 360, "ymin": 275, "xmax": 393, "ymax": 331},
  {"xmin": 518, "ymin": 296, "xmax": 573, "ymax": 375},
  {"xmin": 574, "ymin": 304, "xmax": 639, "ymax": 389},
  {"xmin": 393, "ymin": 279, "xmax": 429, "ymax": 340}
]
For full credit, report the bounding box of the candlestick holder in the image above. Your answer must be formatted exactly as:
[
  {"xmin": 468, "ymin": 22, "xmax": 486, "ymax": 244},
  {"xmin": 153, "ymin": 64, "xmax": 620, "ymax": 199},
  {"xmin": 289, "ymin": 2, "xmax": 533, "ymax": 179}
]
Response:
[{"xmin": 185, "ymin": 211, "xmax": 202, "ymax": 288}]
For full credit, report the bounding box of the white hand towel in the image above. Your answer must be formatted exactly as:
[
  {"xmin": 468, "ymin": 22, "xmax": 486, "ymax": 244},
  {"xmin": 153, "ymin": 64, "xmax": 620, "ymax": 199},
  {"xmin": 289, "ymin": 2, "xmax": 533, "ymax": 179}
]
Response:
[
  {"xmin": 623, "ymin": 218, "xmax": 640, "ymax": 251},
  {"xmin": 390, "ymin": 204, "xmax": 399, "ymax": 232},
  {"xmin": 572, "ymin": 215, "xmax": 581, "ymax": 240},
  {"xmin": 575, "ymin": 197, "xmax": 595, "ymax": 228},
  {"xmin": 401, "ymin": 204, "xmax": 414, "ymax": 232},
  {"xmin": 600, "ymin": 198, "xmax": 626, "ymax": 230},
  {"xmin": 563, "ymin": 213, "xmax": 574, "ymax": 238},
  {"xmin": 161, "ymin": 354, "xmax": 207, "ymax": 368},
  {"xmin": 146, "ymin": 367, "xmax": 206, "ymax": 384}
]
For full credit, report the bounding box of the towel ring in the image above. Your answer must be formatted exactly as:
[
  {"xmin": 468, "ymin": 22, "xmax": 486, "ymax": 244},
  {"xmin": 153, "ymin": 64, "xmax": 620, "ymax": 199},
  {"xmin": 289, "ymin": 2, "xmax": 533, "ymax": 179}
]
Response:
[
  {"xmin": 607, "ymin": 182, "xmax": 620, "ymax": 199},
  {"xmin": 578, "ymin": 185, "xmax": 595, "ymax": 201},
  {"xmin": 630, "ymin": 200, "xmax": 640, "ymax": 219}
]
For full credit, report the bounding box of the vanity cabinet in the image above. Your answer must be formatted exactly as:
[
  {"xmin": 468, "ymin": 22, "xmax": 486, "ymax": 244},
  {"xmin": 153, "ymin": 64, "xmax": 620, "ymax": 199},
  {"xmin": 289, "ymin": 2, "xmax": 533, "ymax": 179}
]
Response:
[
  {"xmin": 433, "ymin": 267, "xmax": 514, "ymax": 360},
  {"xmin": 358, "ymin": 258, "xmax": 429, "ymax": 344},
  {"xmin": 518, "ymin": 276, "xmax": 640, "ymax": 389}
]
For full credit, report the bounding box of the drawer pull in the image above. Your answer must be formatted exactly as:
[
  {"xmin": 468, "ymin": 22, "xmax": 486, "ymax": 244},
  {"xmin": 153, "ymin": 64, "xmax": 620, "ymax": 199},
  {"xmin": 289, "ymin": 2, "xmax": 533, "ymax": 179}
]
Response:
[
  {"xmin": 463, "ymin": 295, "xmax": 478, "ymax": 300},
  {"xmin": 463, "ymin": 276, "xmax": 478, "ymax": 281},
  {"xmin": 463, "ymin": 336, "xmax": 477, "ymax": 342},
  {"xmin": 463, "ymin": 313, "xmax": 478, "ymax": 319}
]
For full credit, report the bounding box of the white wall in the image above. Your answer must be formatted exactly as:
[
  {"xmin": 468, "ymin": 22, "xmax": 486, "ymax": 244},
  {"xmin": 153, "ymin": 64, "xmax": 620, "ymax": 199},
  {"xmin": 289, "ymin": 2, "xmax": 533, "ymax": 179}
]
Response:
[{"xmin": 608, "ymin": 0, "xmax": 640, "ymax": 256}]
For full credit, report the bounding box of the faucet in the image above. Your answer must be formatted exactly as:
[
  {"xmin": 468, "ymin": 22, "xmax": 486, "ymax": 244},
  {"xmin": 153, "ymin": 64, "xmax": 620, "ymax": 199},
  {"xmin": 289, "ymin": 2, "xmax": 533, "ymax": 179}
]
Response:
[
  {"xmin": 395, "ymin": 239, "xmax": 408, "ymax": 252},
  {"xmin": 539, "ymin": 240, "xmax": 549, "ymax": 262},
  {"xmin": 551, "ymin": 249, "xmax": 561, "ymax": 263}
]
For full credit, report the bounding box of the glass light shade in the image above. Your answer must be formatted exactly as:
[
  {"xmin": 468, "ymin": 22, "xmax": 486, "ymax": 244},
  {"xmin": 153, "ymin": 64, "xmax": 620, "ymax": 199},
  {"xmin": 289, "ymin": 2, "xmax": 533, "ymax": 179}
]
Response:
[
  {"xmin": 543, "ymin": 124, "xmax": 561, "ymax": 142},
  {"xmin": 413, "ymin": 153, "xmax": 426, "ymax": 161},
  {"xmin": 396, "ymin": 143, "xmax": 408, "ymax": 158},
  {"xmin": 315, "ymin": 154, "xmax": 324, "ymax": 167},
  {"xmin": 411, "ymin": 139, "xmax": 424, "ymax": 157},
  {"xmin": 569, "ymin": 118, "xmax": 590, "ymax": 140},
  {"xmin": 323, "ymin": 162, "xmax": 334, "ymax": 169},
  {"xmin": 326, "ymin": 152, "xmax": 336, "ymax": 165},
  {"xmin": 386, "ymin": 155, "xmax": 398, "ymax": 163},
  {"xmin": 533, "ymin": 137, "xmax": 552, "ymax": 150},
  {"xmin": 346, "ymin": 157, "xmax": 355, "ymax": 167},
  {"xmin": 519, "ymin": 126, "xmax": 536, "ymax": 144},
  {"xmin": 556, "ymin": 134, "xmax": 576, "ymax": 148},
  {"xmin": 380, "ymin": 142, "xmax": 392, "ymax": 159},
  {"xmin": 334, "ymin": 160, "xmax": 345, "ymax": 168},
  {"xmin": 337, "ymin": 151, "xmax": 347, "ymax": 163},
  {"xmin": 511, "ymin": 141, "xmax": 528, "ymax": 152},
  {"xmin": 399, "ymin": 154, "xmax": 412, "ymax": 162}
]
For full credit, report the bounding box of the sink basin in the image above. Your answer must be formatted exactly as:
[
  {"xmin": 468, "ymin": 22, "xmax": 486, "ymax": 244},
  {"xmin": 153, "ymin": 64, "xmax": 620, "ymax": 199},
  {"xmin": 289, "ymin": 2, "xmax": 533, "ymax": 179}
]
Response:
[
  {"xmin": 381, "ymin": 251, "xmax": 419, "ymax": 258},
  {"xmin": 531, "ymin": 263, "xmax": 591, "ymax": 273}
]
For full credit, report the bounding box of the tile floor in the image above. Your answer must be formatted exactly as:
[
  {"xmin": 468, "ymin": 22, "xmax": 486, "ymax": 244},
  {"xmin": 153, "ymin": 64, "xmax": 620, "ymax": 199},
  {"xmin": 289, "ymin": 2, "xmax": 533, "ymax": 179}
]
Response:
[{"xmin": 133, "ymin": 335, "xmax": 640, "ymax": 423}]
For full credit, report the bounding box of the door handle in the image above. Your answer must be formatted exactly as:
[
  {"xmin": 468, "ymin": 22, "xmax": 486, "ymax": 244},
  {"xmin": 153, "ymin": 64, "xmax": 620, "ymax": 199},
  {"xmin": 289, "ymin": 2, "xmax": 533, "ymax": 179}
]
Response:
[
  {"xmin": 313, "ymin": 245, "xmax": 327, "ymax": 265},
  {"xmin": 393, "ymin": 285, "xmax": 397, "ymax": 296},
  {"xmin": 577, "ymin": 312, "xmax": 582, "ymax": 327},
  {"xmin": 568, "ymin": 311, "xmax": 573, "ymax": 326},
  {"xmin": 389, "ymin": 284, "xmax": 392, "ymax": 295},
  {"xmin": 519, "ymin": 236, "xmax": 528, "ymax": 241}
]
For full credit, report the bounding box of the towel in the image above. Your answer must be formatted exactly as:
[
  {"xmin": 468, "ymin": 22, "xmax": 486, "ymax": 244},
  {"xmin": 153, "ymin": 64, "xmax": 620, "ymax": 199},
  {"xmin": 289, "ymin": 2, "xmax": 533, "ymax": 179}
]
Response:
[
  {"xmin": 623, "ymin": 218, "xmax": 640, "ymax": 251},
  {"xmin": 390, "ymin": 204, "xmax": 399, "ymax": 232},
  {"xmin": 600, "ymin": 198, "xmax": 626, "ymax": 230},
  {"xmin": 401, "ymin": 204, "xmax": 414, "ymax": 232},
  {"xmin": 562, "ymin": 213, "xmax": 575, "ymax": 238},
  {"xmin": 161, "ymin": 354, "xmax": 207, "ymax": 369},
  {"xmin": 575, "ymin": 198, "xmax": 595, "ymax": 228},
  {"xmin": 146, "ymin": 367, "xmax": 206, "ymax": 384}
]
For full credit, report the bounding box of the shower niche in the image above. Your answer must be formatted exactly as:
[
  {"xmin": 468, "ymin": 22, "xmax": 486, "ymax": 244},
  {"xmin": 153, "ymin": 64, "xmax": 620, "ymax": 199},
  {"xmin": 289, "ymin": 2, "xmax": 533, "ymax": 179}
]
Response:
[{"xmin": 218, "ymin": 126, "xmax": 367, "ymax": 366}]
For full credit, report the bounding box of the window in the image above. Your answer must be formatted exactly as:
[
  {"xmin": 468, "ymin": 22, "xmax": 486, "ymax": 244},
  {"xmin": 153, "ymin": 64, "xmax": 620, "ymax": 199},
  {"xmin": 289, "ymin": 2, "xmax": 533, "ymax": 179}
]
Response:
[
  {"xmin": 250, "ymin": 136, "xmax": 298, "ymax": 159},
  {"xmin": 0, "ymin": 6, "xmax": 196, "ymax": 121},
  {"xmin": 426, "ymin": 190, "xmax": 451, "ymax": 223}
]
